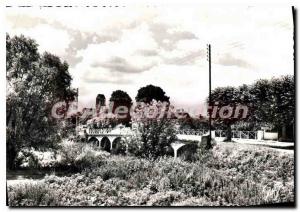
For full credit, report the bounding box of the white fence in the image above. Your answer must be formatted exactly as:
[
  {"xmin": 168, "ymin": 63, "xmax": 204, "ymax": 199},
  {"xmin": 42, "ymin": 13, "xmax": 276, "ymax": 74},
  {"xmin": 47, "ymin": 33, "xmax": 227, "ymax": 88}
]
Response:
[{"xmin": 215, "ymin": 130, "xmax": 257, "ymax": 140}]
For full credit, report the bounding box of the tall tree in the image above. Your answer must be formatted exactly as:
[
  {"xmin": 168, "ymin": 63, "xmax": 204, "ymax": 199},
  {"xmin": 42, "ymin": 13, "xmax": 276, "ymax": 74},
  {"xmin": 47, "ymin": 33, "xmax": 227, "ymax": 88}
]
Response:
[
  {"xmin": 269, "ymin": 75, "xmax": 295, "ymax": 139},
  {"xmin": 6, "ymin": 34, "xmax": 75, "ymax": 169},
  {"xmin": 110, "ymin": 90, "xmax": 132, "ymax": 125},
  {"xmin": 135, "ymin": 84, "xmax": 170, "ymax": 103},
  {"xmin": 96, "ymin": 94, "xmax": 106, "ymax": 108},
  {"xmin": 110, "ymin": 90, "xmax": 132, "ymax": 104},
  {"xmin": 251, "ymin": 76, "xmax": 295, "ymax": 139},
  {"xmin": 249, "ymin": 79, "xmax": 272, "ymax": 125},
  {"xmin": 209, "ymin": 86, "xmax": 243, "ymax": 141},
  {"xmin": 210, "ymin": 75, "xmax": 295, "ymax": 141}
]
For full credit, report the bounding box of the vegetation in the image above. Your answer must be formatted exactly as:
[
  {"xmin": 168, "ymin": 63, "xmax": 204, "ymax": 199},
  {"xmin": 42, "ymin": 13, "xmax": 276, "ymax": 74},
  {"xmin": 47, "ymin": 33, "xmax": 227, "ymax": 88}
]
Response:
[
  {"xmin": 110, "ymin": 90, "xmax": 132, "ymax": 104},
  {"xmin": 127, "ymin": 101, "xmax": 177, "ymax": 159},
  {"xmin": 6, "ymin": 34, "xmax": 76, "ymax": 169},
  {"xmin": 135, "ymin": 84, "xmax": 170, "ymax": 103},
  {"xmin": 15, "ymin": 140, "xmax": 110, "ymax": 171},
  {"xmin": 8, "ymin": 142, "xmax": 294, "ymax": 206},
  {"xmin": 96, "ymin": 94, "xmax": 106, "ymax": 108},
  {"xmin": 109, "ymin": 90, "xmax": 132, "ymax": 125},
  {"xmin": 251, "ymin": 76, "xmax": 295, "ymax": 141},
  {"xmin": 209, "ymin": 76, "xmax": 295, "ymax": 141}
]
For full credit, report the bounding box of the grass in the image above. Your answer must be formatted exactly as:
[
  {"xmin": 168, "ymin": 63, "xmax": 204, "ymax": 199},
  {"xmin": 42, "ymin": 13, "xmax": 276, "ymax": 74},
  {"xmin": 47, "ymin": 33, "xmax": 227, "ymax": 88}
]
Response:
[{"xmin": 7, "ymin": 142, "xmax": 294, "ymax": 206}]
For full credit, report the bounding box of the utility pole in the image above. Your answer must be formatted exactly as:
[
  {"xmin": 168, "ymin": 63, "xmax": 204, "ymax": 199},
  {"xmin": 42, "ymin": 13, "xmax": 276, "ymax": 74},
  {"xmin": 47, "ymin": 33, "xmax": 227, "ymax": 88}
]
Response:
[
  {"xmin": 75, "ymin": 88, "xmax": 79, "ymax": 137},
  {"xmin": 207, "ymin": 44, "xmax": 212, "ymax": 144}
]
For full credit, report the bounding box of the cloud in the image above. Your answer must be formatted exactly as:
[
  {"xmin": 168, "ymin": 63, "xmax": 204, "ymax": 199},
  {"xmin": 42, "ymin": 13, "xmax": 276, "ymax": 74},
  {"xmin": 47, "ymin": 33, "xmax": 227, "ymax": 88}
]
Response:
[
  {"xmin": 5, "ymin": 6, "xmax": 294, "ymax": 113},
  {"xmin": 64, "ymin": 30, "xmax": 121, "ymax": 67},
  {"xmin": 217, "ymin": 53, "xmax": 253, "ymax": 69},
  {"xmin": 92, "ymin": 56, "xmax": 157, "ymax": 73},
  {"xmin": 7, "ymin": 23, "xmax": 71, "ymax": 57},
  {"xmin": 160, "ymin": 39, "xmax": 205, "ymax": 65},
  {"xmin": 82, "ymin": 68, "xmax": 133, "ymax": 84},
  {"xmin": 136, "ymin": 49, "xmax": 158, "ymax": 56},
  {"xmin": 84, "ymin": 77, "xmax": 132, "ymax": 85},
  {"xmin": 6, "ymin": 14, "xmax": 47, "ymax": 28},
  {"xmin": 228, "ymin": 41, "xmax": 245, "ymax": 50},
  {"xmin": 73, "ymin": 23, "xmax": 160, "ymax": 76},
  {"xmin": 149, "ymin": 22, "xmax": 198, "ymax": 50},
  {"xmin": 164, "ymin": 50, "xmax": 204, "ymax": 65}
]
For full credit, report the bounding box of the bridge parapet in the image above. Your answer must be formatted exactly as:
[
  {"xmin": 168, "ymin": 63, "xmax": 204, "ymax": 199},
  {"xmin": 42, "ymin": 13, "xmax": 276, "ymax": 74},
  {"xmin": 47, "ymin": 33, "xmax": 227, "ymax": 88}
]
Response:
[
  {"xmin": 88, "ymin": 128, "xmax": 120, "ymax": 135},
  {"xmin": 177, "ymin": 129, "xmax": 208, "ymax": 136}
]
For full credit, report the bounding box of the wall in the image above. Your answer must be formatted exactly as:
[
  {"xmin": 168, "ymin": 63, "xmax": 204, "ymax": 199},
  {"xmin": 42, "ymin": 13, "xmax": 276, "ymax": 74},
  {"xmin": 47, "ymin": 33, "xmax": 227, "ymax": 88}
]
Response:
[{"xmin": 263, "ymin": 132, "xmax": 278, "ymax": 140}]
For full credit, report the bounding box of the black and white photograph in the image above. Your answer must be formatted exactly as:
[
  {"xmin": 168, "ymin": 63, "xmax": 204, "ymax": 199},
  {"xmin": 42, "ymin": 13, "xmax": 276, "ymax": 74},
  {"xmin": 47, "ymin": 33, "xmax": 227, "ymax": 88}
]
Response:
[{"xmin": 5, "ymin": 4, "xmax": 295, "ymax": 207}]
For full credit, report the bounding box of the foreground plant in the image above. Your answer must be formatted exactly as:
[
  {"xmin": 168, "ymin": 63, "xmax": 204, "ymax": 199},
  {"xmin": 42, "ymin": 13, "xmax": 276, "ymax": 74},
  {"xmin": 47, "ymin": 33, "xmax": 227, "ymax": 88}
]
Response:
[{"xmin": 7, "ymin": 143, "xmax": 294, "ymax": 206}]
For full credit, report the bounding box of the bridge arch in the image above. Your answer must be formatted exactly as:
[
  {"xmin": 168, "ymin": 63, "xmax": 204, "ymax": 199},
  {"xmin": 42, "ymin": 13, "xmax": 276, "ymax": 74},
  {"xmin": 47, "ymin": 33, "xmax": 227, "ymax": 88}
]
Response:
[
  {"xmin": 170, "ymin": 142, "xmax": 185, "ymax": 159},
  {"xmin": 88, "ymin": 136, "xmax": 100, "ymax": 147},
  {"xmin": 100, "ymin": 136, "xmax": 111, "ymax": 152},
  {"xmin": 111, "ymin": 137, "xmax": 126, "ymax": 155},
  {"xmin": 177, "ymin": 143, "xmax": 198, "ymax": 161}
]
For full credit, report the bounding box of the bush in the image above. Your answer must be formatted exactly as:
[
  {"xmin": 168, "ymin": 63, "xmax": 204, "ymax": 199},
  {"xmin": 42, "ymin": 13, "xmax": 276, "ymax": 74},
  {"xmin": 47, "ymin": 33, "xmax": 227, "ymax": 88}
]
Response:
[
  {"xmin": 74, "ymin": 145, "xmax": 110, "ymax": 170},
  {"xmin": 59, "ymin": 140, "xmax": 110, "ymax": 170},
  {"xmin": 146, "ymin": 191, "xmax": 186, "ymax": 206},
  {"xmin": 8, "ymin": 182, "xmax": 56, "ymax": 206},
  {"xmin": 58, "ymin": 140, "xmax": 85, "ymax": 166},
  {"xmin": 15, "ymin": 148, "xmax": 58, "ymax": 169},
  {"xmin": 126, "ymin": 100, "xmax": 177, "ymax": 159},
  {"xmin": 126, "ymin": 118, "xmax": 176, "ymax": 159}
]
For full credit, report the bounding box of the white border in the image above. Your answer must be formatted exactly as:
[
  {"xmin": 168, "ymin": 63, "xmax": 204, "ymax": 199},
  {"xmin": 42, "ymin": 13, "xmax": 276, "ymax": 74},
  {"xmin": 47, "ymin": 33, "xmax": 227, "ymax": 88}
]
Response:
[{"xmin": 0, "ymin": 0, "xmax": 298, "ymax": 211}]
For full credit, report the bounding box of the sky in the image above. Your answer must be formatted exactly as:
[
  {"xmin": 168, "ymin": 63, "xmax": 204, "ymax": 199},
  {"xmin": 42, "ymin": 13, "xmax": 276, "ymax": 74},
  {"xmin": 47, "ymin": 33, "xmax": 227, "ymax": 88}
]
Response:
[{"xmin": 5, "ymin": 6, "xmax": 294, "ymax": 115}]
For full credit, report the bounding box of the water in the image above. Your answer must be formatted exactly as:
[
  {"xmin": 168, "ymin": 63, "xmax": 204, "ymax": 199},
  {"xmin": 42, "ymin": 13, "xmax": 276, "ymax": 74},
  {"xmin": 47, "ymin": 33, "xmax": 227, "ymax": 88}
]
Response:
[{"xmin": 7, "ymin": 169, "xmax": 72, "ymax": 181}]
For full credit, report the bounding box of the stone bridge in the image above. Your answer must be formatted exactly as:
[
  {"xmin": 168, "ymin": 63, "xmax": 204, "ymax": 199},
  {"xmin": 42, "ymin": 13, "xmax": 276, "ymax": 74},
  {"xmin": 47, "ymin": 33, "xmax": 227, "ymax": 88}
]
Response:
[
  {"xmin": 86, "ymin": 128, "xmax": 126, "ymax": 152},
  {"xmin": 84, "ymin": 128, "xmax": 208, "ymax": 158}
]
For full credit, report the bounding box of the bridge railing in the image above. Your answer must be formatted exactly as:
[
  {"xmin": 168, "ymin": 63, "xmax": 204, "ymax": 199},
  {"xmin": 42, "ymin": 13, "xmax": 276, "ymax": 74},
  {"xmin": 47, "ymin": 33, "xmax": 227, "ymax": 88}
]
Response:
[
  {"xmin": 88, "ymin": 128, "xmax": 114, "ymax": 135},
  {"xmin": 215, "ymin": 130, "xmax": 257, "ymax": 140},
  {"xmin": 177, "ymin": 129, "xmax": 208, "ymax": 136}
]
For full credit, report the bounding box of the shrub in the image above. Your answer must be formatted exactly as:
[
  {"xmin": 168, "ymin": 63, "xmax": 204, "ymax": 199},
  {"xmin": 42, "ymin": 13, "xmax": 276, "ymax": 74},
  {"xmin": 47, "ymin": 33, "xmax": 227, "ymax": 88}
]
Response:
[
  {"xmin": 74, "ymin": 145, "xmax": 110, "ymax": 170},
  {"xmin": 15, "ymin": 148, "xmax": 58, "ymax": 169},
  {"xmin": 58, "ymin": 140, "xmax": 85, "ymax": 167},
  {"xmin": 127, "ymin": 118, "xmax": 176, "ymax": 159},
  {"xmin": 58, "ymin": 140, "xmax": 110, "ymax": 171},
  {"xmin": 146, "ymin": 191, "xmax": 186, "ymax": 206},
  {"xmin": 8, "ymin": 182, "xmax": 56, "ymax": 206},
  {"xmin": 126, "ymin": 100, "xmax": 177, "ymax": 159}
]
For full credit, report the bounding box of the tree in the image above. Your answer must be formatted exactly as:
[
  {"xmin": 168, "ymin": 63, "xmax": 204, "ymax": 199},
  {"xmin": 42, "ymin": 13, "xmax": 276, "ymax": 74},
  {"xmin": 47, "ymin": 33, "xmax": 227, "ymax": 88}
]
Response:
[
  {"xmin": 209, "ymin": 86, "xmax": 243, "ymax": 141},
  {"xmin": 126, "ymin": 100, "xmax": 176, "ymax": 158},
  {"xmin": 6, "ymin": 34, "xmax": 76, "ymax": 169},
  {"xmin": 96, "ymin": 94, "xmax": 106, "ymax": 108},
  {"xmin": 109, "ymin": 90, "xmax": 132, "ymax": 125},
  {"xmin": 269, "ymin": 75, "xmax": 295, "ymax": 139},
  {"xmin": 250, "ymin": 76, "xmax": 295, "ymax": 140},
  {"xmin": 249, "ymin": 79, "xmax": 272, "ymax": 125},
  {"xmin": 110, "ymin": 90, "xmax": 132, "ymax": 103},
  {"xmin": 210, "ymin": 75, "xmax": 295, "ymax": 141},
  {"xmin": 135, "ymin": 84, "xmax": 170, "ymax": 103}
]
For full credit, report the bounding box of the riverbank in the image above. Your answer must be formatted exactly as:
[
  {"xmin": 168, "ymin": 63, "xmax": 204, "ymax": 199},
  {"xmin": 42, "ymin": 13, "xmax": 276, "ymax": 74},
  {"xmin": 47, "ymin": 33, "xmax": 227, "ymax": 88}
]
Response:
[{"xmin": 7, "ymin": 142, "xmax": 294, "ymax": 206}]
